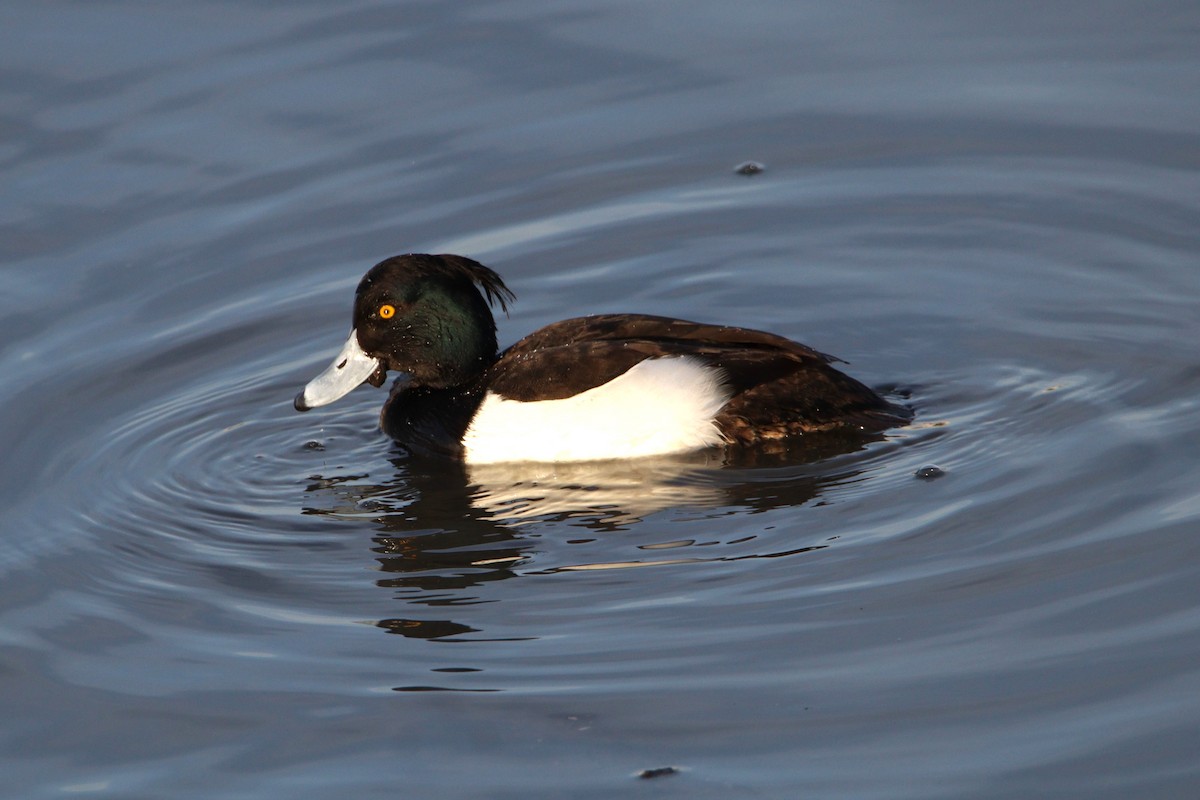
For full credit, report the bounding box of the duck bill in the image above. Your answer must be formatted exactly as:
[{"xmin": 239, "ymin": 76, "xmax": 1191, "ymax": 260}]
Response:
[{"xmin": 294, "ymin": 329, "xmax": 382, "ymax": 411}]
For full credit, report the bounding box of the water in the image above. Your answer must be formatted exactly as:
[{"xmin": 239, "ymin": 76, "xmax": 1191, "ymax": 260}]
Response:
[{"xmin": 3, "ymin": 2, "xmax": 1200, "ymax": 797}]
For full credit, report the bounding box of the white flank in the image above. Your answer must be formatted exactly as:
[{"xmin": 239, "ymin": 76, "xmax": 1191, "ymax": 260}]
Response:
[{"xmin": 462, "ymin": 356, "xmax": 731, "ymax": 464}]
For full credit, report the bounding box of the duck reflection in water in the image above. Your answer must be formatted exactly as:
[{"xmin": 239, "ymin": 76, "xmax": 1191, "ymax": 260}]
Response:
[{"xmin": 300, "ymin": 432, "xmax": 889, "ymax": 643}]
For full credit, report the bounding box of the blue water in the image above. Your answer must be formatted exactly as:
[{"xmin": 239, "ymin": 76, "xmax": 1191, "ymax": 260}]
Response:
[{"xmin": 3, "ymin": 2, "xmax": 1200, "ymax": 798}]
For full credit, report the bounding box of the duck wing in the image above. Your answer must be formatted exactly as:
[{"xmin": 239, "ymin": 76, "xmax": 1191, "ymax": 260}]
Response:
[
  {"xmin": 503, "ymin": 314, "xmax": 840, "ymax": 363},
  {"xmin": 486, "ymin": 312, "xmax": 884, "ymax": 403}
]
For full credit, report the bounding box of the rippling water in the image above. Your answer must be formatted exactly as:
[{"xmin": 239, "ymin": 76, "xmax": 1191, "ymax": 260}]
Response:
[{"xmin": 3, "ymin": 2, "xmax": 1200, "ymax": 798}]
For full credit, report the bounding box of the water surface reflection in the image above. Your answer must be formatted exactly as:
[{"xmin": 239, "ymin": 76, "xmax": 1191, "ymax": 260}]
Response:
[{"xmin": 301, "ymin": 432, "xmax": 894, "ymax": 642}]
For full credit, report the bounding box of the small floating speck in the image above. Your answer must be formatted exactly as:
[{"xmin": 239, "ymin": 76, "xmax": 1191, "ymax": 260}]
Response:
[
  {"xmin": 636, "ymin": 766, "xmax": 682, "ymax": 780},
  {"xmin": 304, "ymin": 440, "xmax": 325, "ymax": 450},
  {"xmin": 734, "ymin": 160, "xmax": 764, "ymax": 175},
  {"xmin": 915, "ymin": 465, "xmax": 945, "ymax": 480}
]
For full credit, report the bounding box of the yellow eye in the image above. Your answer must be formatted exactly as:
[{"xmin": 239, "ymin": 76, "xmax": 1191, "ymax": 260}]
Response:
[{"xmin": 378, "ymin": 304, "xmax": 395, "ymax": 319}]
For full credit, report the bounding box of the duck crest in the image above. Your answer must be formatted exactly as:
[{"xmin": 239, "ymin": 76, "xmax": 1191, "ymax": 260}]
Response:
[
  {"xmin": 364, "ymin": 253, "xmax": 513, "ymax": 315},
  {"xmin": 432, "ymin": 254, "xmax": 516, "ymax": 314}
]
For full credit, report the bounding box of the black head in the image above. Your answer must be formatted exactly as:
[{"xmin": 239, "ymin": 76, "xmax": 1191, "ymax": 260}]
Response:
[{"xmin": 352, "ymin": 253, "xmax": 516, "ymax": 388}]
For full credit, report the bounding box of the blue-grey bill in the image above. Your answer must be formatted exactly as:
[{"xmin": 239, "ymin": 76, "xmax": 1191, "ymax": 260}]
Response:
[{"xmin": 294, "ymin": 329, "xmax": 381, "ymax": 411}]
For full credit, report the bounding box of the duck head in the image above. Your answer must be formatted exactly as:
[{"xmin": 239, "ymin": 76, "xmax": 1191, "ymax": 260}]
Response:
[{"xmin": 294, "ymin": 253, "xmax": 515, "ymax": 411}]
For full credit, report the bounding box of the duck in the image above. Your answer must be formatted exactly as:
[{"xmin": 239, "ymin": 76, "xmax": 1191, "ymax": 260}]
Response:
[{"xmin": 294, "ymin": 253, "xmax": 909, "ymax": 463}]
